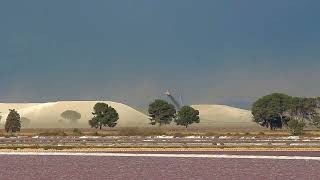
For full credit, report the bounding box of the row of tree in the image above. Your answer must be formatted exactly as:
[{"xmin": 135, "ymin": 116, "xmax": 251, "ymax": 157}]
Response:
[
  {"xmin": 148, "ymin": 99, "xmax": 200, "ymax": 128},
  {"xmin": 252, "ymin": 93, "xmax": 320, "ymax": 134},
  {"xmin": 88, "ymin": 100, "xmax": 200, "ymax": 129},
  {"xmin": 5, "ymin": 93, "xmax": 318, "ymax": 135}
]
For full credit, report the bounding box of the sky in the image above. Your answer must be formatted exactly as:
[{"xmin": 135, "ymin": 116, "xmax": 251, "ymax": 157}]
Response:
[{"xmin": 1, "ymin": 0, "xmax": 320, "ymax": 109}]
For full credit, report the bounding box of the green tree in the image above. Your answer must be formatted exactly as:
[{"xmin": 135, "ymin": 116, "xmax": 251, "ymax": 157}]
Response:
[
  {"xmin": 289, "ymin": 97, "xmax": 318, "ymax": 123},
  {"xmin": 175, "ymin": 106, "xmax": 200, "ymax": 128},
  {"xmin": 89, "ymin": 103, "xmax": 119, "ymax": 129},
  {"xmin": 311, "ymin": 116, "xmax": 320, "ymax": 128},
  {"xmin": 311, "ymin": 97, "xmax": 320, "ymax": 127},
  {"xmin": 61, "ymin": 110, "xmax": 81, "ymax": 123},
  {"xmin": 21, "ymin": 117, "xmax": 31, "ymax": 128},
  {"xmin": 283, "ymin": 97, "xmax": 320, "ymax": 130},
  {"xmin": 252, "ymin": 94, "xmax": 320, "ymax": 132},
  {"xmin": 252, "ymin": 93, "xmax": 292, "ymax": 130},
  {"xmin": 287, "ymin": 119, "xmax": 305, "ymax": 135},
  {"xmin": 5, "ymin": 109, "xmax": 21, "ymax": 133},
  {"xmin": 148, "ymin": 99, "xmax": 176, "ymax": 126}
]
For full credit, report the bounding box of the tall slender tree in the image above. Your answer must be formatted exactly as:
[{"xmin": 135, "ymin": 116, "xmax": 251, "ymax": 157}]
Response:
[{"xmin": 5, "ymin": 109, "xmax": 21, "ymax": 133}]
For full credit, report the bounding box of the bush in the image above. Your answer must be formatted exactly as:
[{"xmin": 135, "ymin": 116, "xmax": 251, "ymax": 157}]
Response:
[
  {"xmin": 73, "ymin": 128, "xmax": 83, "ymax": 136},
  {"xmin": 287, "ymin": 119, "xmax": 305, "ymax": 136}
]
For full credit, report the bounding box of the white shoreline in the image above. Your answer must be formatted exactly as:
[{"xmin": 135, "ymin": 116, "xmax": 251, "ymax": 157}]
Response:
[{"xmin": 0, "ymin": 152, "xmax": 319, "ymax": 161}]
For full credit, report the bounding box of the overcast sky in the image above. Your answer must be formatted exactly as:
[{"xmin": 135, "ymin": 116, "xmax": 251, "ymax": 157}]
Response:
[{"xmin": 1, "ymin": 0, "xmax": 320, "ymax": 108}]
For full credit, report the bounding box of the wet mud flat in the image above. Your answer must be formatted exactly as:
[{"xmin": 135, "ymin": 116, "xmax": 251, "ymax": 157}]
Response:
[
  {"xmin": 0, "ymin": 154, "xmax": 319, "ymax": 180},
  {"xmin": 102, "ymin": 150, "xmax": 320, "ymax": 157}
]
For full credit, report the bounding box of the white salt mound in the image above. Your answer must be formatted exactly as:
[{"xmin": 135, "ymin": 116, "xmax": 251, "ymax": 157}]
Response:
[
  {"xmin": 0, "ymin": 101, "xmax": 149, "ymax": 128},
  {"xmin": 191, "ymin": 104, "xmax": 258, "ymax": 128}
]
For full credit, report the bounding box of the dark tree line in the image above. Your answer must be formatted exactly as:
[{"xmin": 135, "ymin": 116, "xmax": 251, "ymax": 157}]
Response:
[{"xmin": 252, "ymin": 93, "xmax": 320, "ymax": 133}]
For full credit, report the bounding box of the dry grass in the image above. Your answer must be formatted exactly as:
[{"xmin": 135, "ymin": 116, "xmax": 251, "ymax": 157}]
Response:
[
  {"xmin": 0, "ymin": 127, "xmax": 320, "ymax": 137},
  {"xmin": 2, "ymin": 147, "xmax": 320, "ymax": 152}
]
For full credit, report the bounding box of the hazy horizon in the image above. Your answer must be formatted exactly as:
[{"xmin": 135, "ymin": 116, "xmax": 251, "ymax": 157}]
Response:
[{"xmin": 1, "ymin": 0, "xmax": 320, "ymax": 109}]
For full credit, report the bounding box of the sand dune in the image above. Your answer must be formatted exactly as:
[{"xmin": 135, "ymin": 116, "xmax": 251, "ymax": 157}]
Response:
[
  {"xmin": 0, "ymin": 101, "xmax": 150, "ymax": 128},
  {"xmin": 191, "ymin": 105, "xmax": 258, "ymax": 128},
  {"xmin": 0, "ymin": 102, "xmax": 257, "ymax": 129},
  {"xmin": 0, "ymin": 103, "xmax": 41, "ymax": 112}
]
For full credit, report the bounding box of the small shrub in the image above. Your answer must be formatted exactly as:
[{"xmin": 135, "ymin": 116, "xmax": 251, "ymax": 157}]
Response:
[
  {"xmin": 73, "ymin": 128, "xmax": 83, "ymax": 136},
  {"xmin": 287, "ymin": 119, "xmax": 305, "ymax": 136},
  {"xmin": 244, "ymin": 132, "xmax": 251, "ymax": 136}
]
